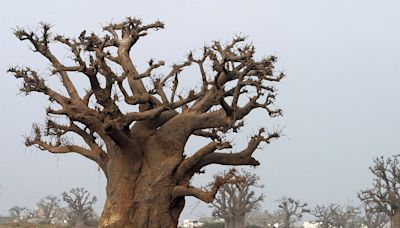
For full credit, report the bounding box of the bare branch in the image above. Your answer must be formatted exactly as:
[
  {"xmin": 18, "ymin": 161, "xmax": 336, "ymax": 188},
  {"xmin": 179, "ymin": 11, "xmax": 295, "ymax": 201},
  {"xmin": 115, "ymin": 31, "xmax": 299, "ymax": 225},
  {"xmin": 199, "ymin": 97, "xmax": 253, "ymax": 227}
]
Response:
[
  {"xmin": 172, "ymin": 169, "xmax": 240, "ymax": 203},
  {"xmin": 25, "ymin": 124, "xmax": 107, "ymax": 171},
  {"xmin": 192, "ymin": 129, "xmax": 280, "ymax": 172},
  {"xmin": 8, "ymin": 67, "xmax": 68, "ymax": 105},
  {"xmin": 175, "ymin": 142, "xmax": 232, "ymax": 181},
  {"xmin": 359, "ymin": 155, "xmax": 400, "ymax": 216},
  {"xmin": 14, "ymin": 24, "xmax": 81, "ymax": 101}
]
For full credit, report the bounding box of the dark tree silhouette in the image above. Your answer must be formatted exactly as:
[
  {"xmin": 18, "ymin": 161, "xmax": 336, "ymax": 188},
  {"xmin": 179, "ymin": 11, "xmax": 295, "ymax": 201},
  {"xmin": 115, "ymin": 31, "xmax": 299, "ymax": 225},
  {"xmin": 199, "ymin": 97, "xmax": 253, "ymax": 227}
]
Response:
[
  {"xmin": 359, "ymin": 155, "xmax": 400, "ymax": 227},
  {"xmin": 62, "ymin": 187, "xmax": 97, "ymax": 227},
  {"xmin": 35, "ymin": 195, "xmax": 60, "ymax": 224},
  {"xmin": 211, "ymin": 170, "xmax": 264, "ymax": 228},
  {"xmin": 277, "ymin": 197, "xmax": 309, "ymax": 228},
  {"xmin": 9, "ymin": 17, "xmax": 283, "ymax": 227}
]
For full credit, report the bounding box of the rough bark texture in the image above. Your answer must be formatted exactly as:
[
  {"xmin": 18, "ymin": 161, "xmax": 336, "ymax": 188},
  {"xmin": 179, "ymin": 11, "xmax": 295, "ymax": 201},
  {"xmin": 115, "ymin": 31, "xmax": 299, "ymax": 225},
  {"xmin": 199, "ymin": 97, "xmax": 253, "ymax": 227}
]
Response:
[
  {"xmin": 392, "ymin": 211, "xmax": 400, "ymax": 228},
  {"xmin": 225, "ymin": 215, "xmax": 245, "ymax": 228},
  {"xmin": 9, "ymin": 18, "xmax": 283, "ymax": 227},
  {"xmin": 99, "ymin": 146, "xmax": 185, "ymax": 227}
]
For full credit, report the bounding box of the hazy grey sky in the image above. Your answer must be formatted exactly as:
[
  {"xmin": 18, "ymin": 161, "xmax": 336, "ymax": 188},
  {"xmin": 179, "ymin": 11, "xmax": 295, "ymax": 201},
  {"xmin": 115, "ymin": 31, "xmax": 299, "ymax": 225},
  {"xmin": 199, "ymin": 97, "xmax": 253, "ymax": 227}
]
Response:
[{"xmin": 1, "ymin": 0, "xmax": 400, "ymax": 220}]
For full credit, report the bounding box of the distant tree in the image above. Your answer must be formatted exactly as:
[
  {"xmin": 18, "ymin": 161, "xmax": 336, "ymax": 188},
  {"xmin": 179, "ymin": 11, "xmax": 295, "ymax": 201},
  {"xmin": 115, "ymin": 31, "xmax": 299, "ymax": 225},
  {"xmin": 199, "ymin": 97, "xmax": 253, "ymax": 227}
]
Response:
[
  {"xmin": 9, "ymin": 206, "xmax": 28, "ymax": 223},
  {"xmin": 62, "ymin": 187, "xmax": 97, "ymax": 227},
  {"xmin": 246, "ymin": 209, "xmax": 284, "ymax": 228},
  {"xmin": 360, "ymin": 202, "xmax": 389, "ymax": 228},
  {"xmin": 211, "ymin": 170, "xmax": 264, "ymax": 228},
  {"xmin": 312, "ymin": 204, "xmax": 359, "ymax": 228},
  {"xmin": 276, "ymin": 197, "xmax": 309, "ymax": 228},
  {"xmin": 35, "ymin": 195, "xmax": 60, "ymax": 224},
  {"xmin": 246, "ymin": 210, "xmax": 268, "ymax": 228},
  {"xmin": 9, "ymin": 17, "xmax": 283, "ymax": 227},
  {"xmin": 359, "ymin": 155, "xmax": 400, "ymax": 227},
  {"xmin": 311, "ymin": 204, "xmax": 340, "ymax": 228},
  {"xmin": 331, "ymin": 205, "xmax": 360, "ymax": 228}
]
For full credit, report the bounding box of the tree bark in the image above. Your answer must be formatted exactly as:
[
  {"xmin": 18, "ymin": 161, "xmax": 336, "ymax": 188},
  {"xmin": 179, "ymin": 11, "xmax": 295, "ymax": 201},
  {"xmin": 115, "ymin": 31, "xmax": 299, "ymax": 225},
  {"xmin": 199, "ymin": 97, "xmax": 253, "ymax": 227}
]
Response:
[
  {"xmin": 391, "ymin": 210, "xmax": 400, "ymax": 228},
  {"xmin": 224, "ymin": 218, "xmax": 232, "ymax": 228},
  {"xmin": 98, "ymin": 142, "xmax": 185, "ymax": 228},
  {"xmin": 224, "ymin": 215, "xmax": 245, "ymax": 228},
  {"xmin": 10, "ymin": 18, "xmax": 283, "ymax": 228},
  {"xmin": 283, "ymin": 214, "xmax": 290, "ymax": 228},
  {"xmin": 233, "ymin": 215, "xmax": 245, "ymax": 228},
  {"xmin": 74, "ymin": 217, "xmax": 85, "ymax": 228}
]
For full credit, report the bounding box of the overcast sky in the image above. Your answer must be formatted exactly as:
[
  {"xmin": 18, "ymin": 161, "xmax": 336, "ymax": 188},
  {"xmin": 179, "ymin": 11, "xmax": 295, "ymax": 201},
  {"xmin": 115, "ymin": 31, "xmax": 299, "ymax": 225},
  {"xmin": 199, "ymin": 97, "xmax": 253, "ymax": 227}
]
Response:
[{"xmin": 1, "ymin": 0, "xmax": 400, "ymax": 221}]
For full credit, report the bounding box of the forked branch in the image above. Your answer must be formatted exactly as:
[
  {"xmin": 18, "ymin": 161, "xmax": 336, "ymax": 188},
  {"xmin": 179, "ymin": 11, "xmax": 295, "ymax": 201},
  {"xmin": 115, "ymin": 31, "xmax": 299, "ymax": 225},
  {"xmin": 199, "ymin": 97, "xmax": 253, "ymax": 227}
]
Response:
[{"xmin": 172, "ymin": 169, "xmax": 240, "ymax": 203}]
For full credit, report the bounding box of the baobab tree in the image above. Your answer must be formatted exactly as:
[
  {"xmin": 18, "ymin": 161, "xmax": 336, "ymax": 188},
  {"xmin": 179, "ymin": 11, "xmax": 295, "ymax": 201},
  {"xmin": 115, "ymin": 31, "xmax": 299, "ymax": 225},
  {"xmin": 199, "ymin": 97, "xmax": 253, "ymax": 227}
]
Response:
[
  {"xmin": 62, "ymin": 187, "xmax": 97, "ymax": 227},
  {"xmin": 211, "ymin": 170, "xmax": 264, "ymax": 228},
  {"xmin": 9, "ymin": 17, "xmax": 283, "ymax": 227},
  {"xmin": 360, "ymin": 202, "xmax": 389, "ymax": 228},
  {"xmin": 246, "ymin": 209, "xmax": 285, "ymax": 228},
  {"xmin": 359, "ymin": 155, "xmax": 400, "ymax": 228},
  {"xmin": 311, "ymin": 204, "xmax": 340, "ymax": 228},
  {"xmin": 9, "ymin": 206, "xmax": 29, "ymax": 224},
  {"xmin": 331, "ymin": 205, "xmax": 360, "ymax": 228},
  {"xmin": 35, "ymin": 195, "xmax": 60, "ymax": 224},
  {"xmin": 312, "ymin": 204, "xmax": 359, "ymax": 228},
  {"xmin": 277, "ymin": 197, "xmax": 309, "ymax": 228}
]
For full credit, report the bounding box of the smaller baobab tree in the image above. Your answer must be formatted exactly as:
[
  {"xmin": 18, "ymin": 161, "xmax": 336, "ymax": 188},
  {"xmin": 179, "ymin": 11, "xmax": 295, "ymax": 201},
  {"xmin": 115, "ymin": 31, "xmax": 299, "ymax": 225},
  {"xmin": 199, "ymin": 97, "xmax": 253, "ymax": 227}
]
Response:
[
  {"xmin": 246, "ymin": 209, "xmax": 285, "ymax": 228},
  {"xmin": 211, "ymin": 170, "xmax": 264, "ymax": 228},
  {"xmin": 312, "ymin": 204, "xmax": 360, "ymax": 228},
  {"xmin": 35, "ymin": 195, "xmax": 60, "ymax": 224},
  {"xmin": 246, "ymin": 209, "xmax": 270, "ymax": 228},
  {"xmin": 62, "ymin": 187, "xmax": 97, "ymax": 227},
  {"xmin": 9, "ymin": 206, "xmax": 29, "ymax": 224},
  {"xmin": 311, "ymin": 204, "xmax": 340, "ymax": 228},
  {"xmin": 360, "ymin": 202, "xmax": 389, "ymax": 228},
  {"xmin": 359, "ymin": 155, "xmax": 400, "ymax": 228},
  {"xmin": 332, "ymin": 205, "xmax": 360, "ymax": 228},
  {"xmin": 277, "ymin": 197, "xmax": 309, "ymax": 228}
]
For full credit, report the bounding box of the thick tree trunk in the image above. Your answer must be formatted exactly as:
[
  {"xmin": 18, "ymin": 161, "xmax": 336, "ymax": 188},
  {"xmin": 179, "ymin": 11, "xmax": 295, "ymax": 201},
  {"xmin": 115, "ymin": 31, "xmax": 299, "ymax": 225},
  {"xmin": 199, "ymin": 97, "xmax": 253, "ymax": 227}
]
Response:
[
  {"xmin": 224, "ymin": 215, "xmax": 245, "ymax": 228},
  {"xmin": 391, "ymin": 210, "xmax": 400, "ymax": 228},
  {"xmin": 233, "ymin": 215, "xmax": 245, "ymax": 228},
  {"xmin": 224, "ymin": 218, "xmax": 232, "ymax": 228},
  {"xmin": 74, "ymin": 217, "xmax": 85, "ymax": 228},
  {"xmin": 98, "ymin": 143, "xmax": 185, "ymax": 228},
  {"xmin": 282, "ymin": 214, "xmax": 290, "ymax": 228}
]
